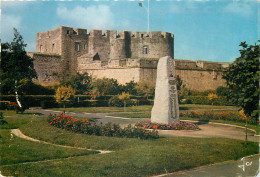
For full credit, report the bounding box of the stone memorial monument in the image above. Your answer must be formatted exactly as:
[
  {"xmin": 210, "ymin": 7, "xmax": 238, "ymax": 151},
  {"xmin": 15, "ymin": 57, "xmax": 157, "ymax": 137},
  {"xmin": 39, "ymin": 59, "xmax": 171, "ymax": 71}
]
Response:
[{"xmin": 151, "ymin": 56, "xmax": 180, "ymax": 124}]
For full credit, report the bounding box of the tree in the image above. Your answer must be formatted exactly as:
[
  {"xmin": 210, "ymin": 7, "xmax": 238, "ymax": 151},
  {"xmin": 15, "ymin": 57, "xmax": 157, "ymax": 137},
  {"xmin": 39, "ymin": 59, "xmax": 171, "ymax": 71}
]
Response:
[
  {"xmin": 1, "ymin": 28, "xmax": 37, "ymax": 111},
  {"xmin": 91, "ymin": 78, "xmax": 121, "ymax": 99},
  {"xmin": 54, "ymin": 85, "xmax": 75, "ymax": 109},
  {"xmin": 118, "ymin": 92, "xmax": 131, "ymax": 112},
  {"xmin": 135, "ymin": 81, "xmax": 155, "ymax": 99},
  {"xmin": 122, "ymin": 81, "xmax": 138, "ymax": 95},
  {"xmin": 60, "ymin": 73, "xmax": 92, "ymax": 95},
  {"xmin": 222, "ymin": 41, "xmax": 259, "ymax": 122}
]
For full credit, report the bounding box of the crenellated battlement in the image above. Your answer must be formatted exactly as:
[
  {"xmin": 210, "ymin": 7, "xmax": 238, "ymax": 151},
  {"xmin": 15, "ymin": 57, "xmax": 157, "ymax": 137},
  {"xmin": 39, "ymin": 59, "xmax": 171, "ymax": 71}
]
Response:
[{"xmin": 38, "ymin": 26, "xmax": 174, "ymax": 41}]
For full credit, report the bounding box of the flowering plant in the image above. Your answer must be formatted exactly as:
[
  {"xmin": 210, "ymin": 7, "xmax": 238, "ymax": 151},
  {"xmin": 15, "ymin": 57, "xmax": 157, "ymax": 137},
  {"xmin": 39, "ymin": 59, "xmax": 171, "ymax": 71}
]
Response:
[
  {"xmin": 135, "ymin": 120, "xmax": 200, "ymax": 130},
  {"xmin": 48, "ymin": 113, "xmax": 158, "ymax": 139}
]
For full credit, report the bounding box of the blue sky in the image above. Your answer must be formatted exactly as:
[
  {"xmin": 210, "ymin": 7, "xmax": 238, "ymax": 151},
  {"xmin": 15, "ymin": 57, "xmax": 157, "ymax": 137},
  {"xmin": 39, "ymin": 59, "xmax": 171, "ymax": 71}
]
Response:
[{"xmin": 1, "ymin": 0, "xmax": 259, "ymax": 62}]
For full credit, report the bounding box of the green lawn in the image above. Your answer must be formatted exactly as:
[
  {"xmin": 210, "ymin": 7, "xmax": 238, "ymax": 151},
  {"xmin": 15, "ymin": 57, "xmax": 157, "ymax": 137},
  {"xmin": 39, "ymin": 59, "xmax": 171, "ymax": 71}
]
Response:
[
  {"xmin": 107, "ymin": 112, "xmax": 259, "ymax": 134},
  {"xmin": 0, "ymin": 129, "xmax": 98, "ymax": 166},
  {"xmin": 0, "ymin": 110, "xmax": 42, "ymax": 116},
  {"xmin": 49, "ymin": 104, "xmax": 238, "ymax": 113},
  {"xmin": 0, "ymin": 116, "xmax": 258, "ymax": 177}
]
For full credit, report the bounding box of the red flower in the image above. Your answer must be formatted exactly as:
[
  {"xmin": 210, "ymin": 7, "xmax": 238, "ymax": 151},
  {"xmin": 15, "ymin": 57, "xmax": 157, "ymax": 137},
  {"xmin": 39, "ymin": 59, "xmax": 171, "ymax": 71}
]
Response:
[
  {"xmin": 10, "ymin": 102, "xmax": 18, "ymax": 106},
  {"xmin": 50, "ymin": 122, "xmax": 53, "ymax": 125},
  {"xmin": 152, "ymin": 125, "xmax": 158, "ymax": 129}
]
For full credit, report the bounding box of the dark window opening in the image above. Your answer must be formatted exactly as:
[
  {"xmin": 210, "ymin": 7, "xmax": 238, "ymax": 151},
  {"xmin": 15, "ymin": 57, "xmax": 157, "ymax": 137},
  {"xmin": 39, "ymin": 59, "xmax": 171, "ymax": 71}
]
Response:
[
  {"xmin": 52, "ymin": 44, "xmax": 55, "ymax": 52},
  {"xmin": 75, "ymin": 43, "xmax": 80, "ymax": 51},
  {"xmin": 93, "ymin": 53, "xmax": 100, "ymax": 61},
  {"xmin": 67, "ymin": 30, "xmax": 70, "ymax": 34},
  {"xmin": 143, "ymin": 46, "xmax": 148, "ymax": 54}
]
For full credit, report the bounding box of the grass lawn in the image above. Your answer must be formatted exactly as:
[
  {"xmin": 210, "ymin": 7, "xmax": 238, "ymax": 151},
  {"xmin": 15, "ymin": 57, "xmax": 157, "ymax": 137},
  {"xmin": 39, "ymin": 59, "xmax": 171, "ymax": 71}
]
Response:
[
  {"xmin": 0, "ymin": 129, "xmax": 98, "ymax": 166},
  {"xmin": 49, "ymin": 104, "xmax": 238, "ymax": 114},
  {"xmin": 107, "ymin": 112, "xmax": 259, "ymax": 134},
  {"xmin": 0, "ymin": 110, "xmax": 42, "ymax": 116},
  {"xmin": 0, "ymin": 117, "xmax": 258, "ymax": 177}
]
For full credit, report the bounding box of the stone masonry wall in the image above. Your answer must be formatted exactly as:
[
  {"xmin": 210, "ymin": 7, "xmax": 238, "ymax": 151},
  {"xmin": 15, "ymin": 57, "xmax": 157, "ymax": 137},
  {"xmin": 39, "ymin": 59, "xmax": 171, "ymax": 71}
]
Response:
[{"xmin": 32, "ymin": 53, "xmax": 62, "ymax": 82}]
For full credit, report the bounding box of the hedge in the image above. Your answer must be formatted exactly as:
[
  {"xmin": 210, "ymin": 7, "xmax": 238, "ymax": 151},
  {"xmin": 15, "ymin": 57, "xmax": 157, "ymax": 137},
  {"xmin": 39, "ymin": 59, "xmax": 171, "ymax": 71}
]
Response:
[
  {"xmin": 0, "ymin": 95, "xmax": 154, "ymax": 109},
  {"xmin": 182, "ymin": 96, "xmax": 234, "ymax": 106}
]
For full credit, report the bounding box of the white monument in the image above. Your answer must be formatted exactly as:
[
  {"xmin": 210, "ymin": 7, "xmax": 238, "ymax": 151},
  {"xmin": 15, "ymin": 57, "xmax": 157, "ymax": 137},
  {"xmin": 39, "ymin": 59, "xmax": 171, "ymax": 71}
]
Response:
[{"xmin": 151, "ymin": 56, "xmax": 180, "ymax": 124}]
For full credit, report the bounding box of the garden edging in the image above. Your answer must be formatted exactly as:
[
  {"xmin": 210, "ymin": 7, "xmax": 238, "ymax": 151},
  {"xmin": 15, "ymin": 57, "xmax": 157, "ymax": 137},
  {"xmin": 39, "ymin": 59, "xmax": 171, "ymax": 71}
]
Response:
[{"xmin": 11, "ymin": 129, "xmax": 113, "ymax": 154}]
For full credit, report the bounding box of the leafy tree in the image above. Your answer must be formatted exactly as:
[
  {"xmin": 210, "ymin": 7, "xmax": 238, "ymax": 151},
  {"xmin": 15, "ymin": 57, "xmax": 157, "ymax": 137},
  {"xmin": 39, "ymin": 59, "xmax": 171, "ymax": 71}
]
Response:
[
  {"xmin": 135, "ymin": 81, "xmax": 155, "ymax": 99},
  {"xmin": 60, "ymin": 73, "xmax": 92, "ymax": 95},
  {"xmin": 176, "ymin": 75, "xmax": 185, "ymax": 91},
  {"xmin": 122, "ymin": 81, "xmax": 138, "ymax": 95},
  {"xmin": 216, "ymin": 86, "xmax": 229, "ymax": 96},
  {"xmin": 91, "ymin": 78, "xmax": 121, "ymax": 99},
  {"xmin": 208, "ymin": 93, "xmax": 218, "ymax": 105},
  {"xmin": 118, "ymin": 92, "xmax": 131, "ymax": 112},
  {"xmin": 54, "ymin": 85, "xmax": 75, "ymax": 109},
  {"xmin": 1, "ymin": 28, "xmax": 37, "ymax": 110},
  {"xmin": 222, "ymin": 41, "xmax": 259, "ymax": 122}
]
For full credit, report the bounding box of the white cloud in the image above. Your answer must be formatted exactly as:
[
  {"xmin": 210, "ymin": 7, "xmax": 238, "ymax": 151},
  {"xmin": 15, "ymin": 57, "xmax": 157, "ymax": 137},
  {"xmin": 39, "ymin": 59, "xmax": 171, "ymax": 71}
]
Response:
[
  {"xmin": 224, "ymin": 2, "xmax": 253, "ymax": 16},
  {"xmin": 56, "ymin": 5, "xmax": 116, "ymax": 30},
  {"xmin": 1, "ymin": 14, "xmax": 22, "ymax": 43}
]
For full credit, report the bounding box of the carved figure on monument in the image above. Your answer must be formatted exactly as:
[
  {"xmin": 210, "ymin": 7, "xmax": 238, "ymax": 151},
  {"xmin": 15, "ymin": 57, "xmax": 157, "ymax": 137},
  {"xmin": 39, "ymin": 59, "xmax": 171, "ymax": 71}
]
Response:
[{"xmin": 151, "ymin": 56, "xmax": 180, "ymax": 124}]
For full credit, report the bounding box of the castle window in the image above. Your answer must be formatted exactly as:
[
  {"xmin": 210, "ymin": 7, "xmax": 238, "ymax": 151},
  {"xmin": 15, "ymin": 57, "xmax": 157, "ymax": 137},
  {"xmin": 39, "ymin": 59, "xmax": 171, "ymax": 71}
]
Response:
[
  {"xmin": 141, "ymin": 34, "xmax": 144, "ymax": 38},
  {"xmin": 143, "ymin": 46, "xmax": 148, "ymax": 54},
  {"xmin": 52, "ymin": 43, "xmax": 55, "ymax": 52},
  {"xmin": 67, "ymin": 30, "xmax": 70, "ymax": 34},
  {"xmin": 40, "ymin": 45, "xmax": 43, "ymax": 52},
  {"xmin": 75, "ymin": 43, "xmax": 80, "ymax": 51},
  {"xmin": 84, "ymin": 44, "xmax": 87, "ymax": 50}
]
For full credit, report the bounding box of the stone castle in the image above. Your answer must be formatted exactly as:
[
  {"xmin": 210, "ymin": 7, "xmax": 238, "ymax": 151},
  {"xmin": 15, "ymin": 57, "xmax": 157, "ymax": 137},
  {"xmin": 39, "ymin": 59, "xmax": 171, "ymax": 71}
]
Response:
[{"xmin": 30, "ymin": 26, "xmax": 229, "ymax": 91}]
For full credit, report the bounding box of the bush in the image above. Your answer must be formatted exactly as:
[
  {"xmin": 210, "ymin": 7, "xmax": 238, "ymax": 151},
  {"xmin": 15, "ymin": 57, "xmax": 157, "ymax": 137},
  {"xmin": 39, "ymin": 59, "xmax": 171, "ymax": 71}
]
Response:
[
  {"xmin": 108, "ymin": 96, "xmax": 124, "ymax": 107},
  {"xmin": 48, "ymin": 113, "xmax": 159, "ymax": 139},
  {"xmin": 216, "ymin": 86, "xmax": 229, "ymax": 96},
  {"xmin": 0, "ymin": 101, "xmax": 18, "ymax": 110},
  {"xmin": 180, "ymin": 111, "xmax": 256, "ymax": 124},
  {"xmin": 0, "ymin": 112, "xmax": 8, "ymax": 125},
  {"xmin": 184, "ymin": 96, "xmax": 233, "ymax": 106}
]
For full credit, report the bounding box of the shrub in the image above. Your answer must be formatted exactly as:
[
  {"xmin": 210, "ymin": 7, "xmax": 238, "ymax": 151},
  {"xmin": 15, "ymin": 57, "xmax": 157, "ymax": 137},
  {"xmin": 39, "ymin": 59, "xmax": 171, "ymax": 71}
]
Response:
[
  {"xmin": 48, "ymin": 113, "xmax": 159, "ymax": 139},
  {"xmin": 108, "ymin": 96, "xmax": 124, "ymax": 107},
  {"xmin": 184, "ymin": 96, "xmax": 233, "ymax": 106},
  {"xmin": 0, "ymin": 101, "xmax": 18, "ymax": 110},
  {"xmin": 0, "ymin": 112, "xmax": 8, "ymax": 125},
  {"xmin": 216, "ymin": 86, "xmax": 229, "ymax": 96},
  {"xmin": 180, "ymin": 111, "xmax": 256, "ymax": 124}
]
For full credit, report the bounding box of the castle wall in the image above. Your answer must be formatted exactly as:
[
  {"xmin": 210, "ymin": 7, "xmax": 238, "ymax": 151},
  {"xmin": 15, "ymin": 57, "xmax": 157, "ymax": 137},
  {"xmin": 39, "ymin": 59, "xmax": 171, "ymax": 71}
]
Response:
[
  {"xmin": 79, "ymin": 64, "xmax": 226, "ymax": 91},
  {"xmin": 36, "ymin": 27, "xmax": 62, "ymax": 55},
  {"xmin": 176, "ymin": 69, "xmax": 226, "ymax": 91},
  {"xmin": 32, "ymin": 53, "xmax": 61, "ymax": 82},
  {"xmin": 82, "ymin": 68, "xmax": 141, "ymax": 84},
  {"xmin": 88, "ymin": 30, "xmax": 111, "ymax": 61},
  {"xmin": 130, "ymin": 31, "xmax": 173, "ymax": 59}
]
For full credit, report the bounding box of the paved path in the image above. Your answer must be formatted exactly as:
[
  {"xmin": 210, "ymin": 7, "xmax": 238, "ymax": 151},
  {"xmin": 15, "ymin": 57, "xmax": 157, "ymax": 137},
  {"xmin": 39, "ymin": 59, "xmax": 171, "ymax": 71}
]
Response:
[{"xmin": 25, "ymin": 108, "xmax": 259, "ymax": 142}]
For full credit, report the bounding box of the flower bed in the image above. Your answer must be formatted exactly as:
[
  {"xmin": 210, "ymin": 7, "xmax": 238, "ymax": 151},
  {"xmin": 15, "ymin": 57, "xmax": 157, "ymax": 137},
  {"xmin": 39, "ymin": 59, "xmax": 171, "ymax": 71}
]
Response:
[
  {"xmin": 135, "ymin": 120, "xmax": 200, "ymax": 130},
  {"xmin": 48, "ymin": 113, "xmax": 159, "ymax": 139}
]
